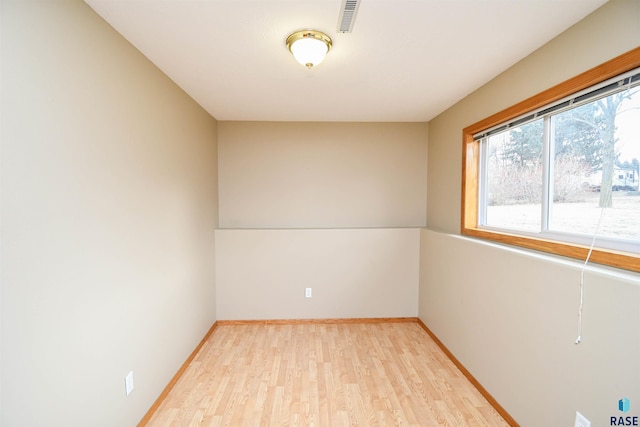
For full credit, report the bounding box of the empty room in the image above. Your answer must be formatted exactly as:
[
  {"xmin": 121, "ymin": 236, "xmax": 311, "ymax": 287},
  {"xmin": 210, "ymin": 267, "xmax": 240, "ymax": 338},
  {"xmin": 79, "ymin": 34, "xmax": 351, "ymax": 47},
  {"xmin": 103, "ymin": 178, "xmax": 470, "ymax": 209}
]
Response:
[{"xmin": 1, "ymin": 0, "xmax": 639, "ymax": 426}]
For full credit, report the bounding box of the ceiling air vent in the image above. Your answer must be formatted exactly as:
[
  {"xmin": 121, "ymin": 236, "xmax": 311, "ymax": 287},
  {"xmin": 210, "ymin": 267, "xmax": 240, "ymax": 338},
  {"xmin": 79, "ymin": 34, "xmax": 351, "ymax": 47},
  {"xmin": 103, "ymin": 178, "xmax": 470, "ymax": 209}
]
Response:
[{"xmin": 337, "ymin": 0, "xmax": 361, "ymax": 33}]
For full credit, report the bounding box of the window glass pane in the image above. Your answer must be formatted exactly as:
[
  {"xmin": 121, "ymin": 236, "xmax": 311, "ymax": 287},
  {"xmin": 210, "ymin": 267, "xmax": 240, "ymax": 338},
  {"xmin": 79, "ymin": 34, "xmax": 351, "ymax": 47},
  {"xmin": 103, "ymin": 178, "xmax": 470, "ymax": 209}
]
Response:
[
  {"xmin": 549, "ymin": 87, "xmax": 640, "ymax": 242},
  {"xmin": 484, "ymin": 119, "xmax": 543, "ymax": 232}
]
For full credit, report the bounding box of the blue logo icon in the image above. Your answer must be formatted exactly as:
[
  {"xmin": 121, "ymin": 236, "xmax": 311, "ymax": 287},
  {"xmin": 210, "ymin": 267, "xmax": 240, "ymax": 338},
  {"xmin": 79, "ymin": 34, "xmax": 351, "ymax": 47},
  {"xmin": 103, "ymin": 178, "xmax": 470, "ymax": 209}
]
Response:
[{"xmin": 619, "ymin": 397, "xmax": 631, "ymax": 413}]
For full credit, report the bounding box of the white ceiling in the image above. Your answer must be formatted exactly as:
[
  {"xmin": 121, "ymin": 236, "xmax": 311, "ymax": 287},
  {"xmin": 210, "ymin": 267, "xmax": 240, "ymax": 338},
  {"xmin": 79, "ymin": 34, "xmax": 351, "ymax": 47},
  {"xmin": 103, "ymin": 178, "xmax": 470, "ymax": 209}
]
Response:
[{"xmin": 84, "ymin": 0, "xmax": 607, "ymax": 122}]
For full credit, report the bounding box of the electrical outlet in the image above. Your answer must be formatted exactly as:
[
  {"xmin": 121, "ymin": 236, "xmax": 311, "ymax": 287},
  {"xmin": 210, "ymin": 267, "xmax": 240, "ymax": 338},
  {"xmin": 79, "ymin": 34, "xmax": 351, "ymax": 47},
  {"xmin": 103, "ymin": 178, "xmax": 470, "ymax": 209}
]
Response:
[
  {"xmin": 305, "ymin": 288, "xmax": 312, "ymax": 298},
  {"xmin": 125, "ymin": 371, "xmax": 134, "ymax": 396},
  {"xmin": 575, "ymin": 411, "xmax": 590, "ymax": 427}
]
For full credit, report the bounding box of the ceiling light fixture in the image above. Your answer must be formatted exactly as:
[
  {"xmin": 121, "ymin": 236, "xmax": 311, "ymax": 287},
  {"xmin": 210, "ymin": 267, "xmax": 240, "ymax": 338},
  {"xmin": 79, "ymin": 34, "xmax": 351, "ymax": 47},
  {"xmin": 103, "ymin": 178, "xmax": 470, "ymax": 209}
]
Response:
[{"xmin": 286, "ymin": 30, "xmax": 332, "ymax": 69}]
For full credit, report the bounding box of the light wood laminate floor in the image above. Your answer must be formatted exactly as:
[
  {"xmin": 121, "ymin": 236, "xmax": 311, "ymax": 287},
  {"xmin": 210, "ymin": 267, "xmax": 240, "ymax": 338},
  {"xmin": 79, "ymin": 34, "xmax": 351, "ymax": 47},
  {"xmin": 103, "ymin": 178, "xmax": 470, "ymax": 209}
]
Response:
[{"xmin": 147, "ymin": 322, "xmax": 510, "ymax": 426}]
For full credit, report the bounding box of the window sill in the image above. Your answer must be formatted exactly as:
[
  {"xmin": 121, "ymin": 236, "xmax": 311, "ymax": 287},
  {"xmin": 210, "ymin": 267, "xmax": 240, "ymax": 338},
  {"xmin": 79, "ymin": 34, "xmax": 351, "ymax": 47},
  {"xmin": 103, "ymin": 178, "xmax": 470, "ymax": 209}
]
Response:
[{"xmin": 461, "ymin": 226, "xmax": 640, "ymax": 273}]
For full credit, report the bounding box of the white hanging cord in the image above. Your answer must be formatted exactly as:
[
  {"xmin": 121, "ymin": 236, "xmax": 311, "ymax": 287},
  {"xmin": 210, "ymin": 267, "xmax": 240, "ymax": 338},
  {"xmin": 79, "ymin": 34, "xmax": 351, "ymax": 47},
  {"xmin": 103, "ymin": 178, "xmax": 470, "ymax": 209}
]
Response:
[{"xmin": 575, "ymin": 205, "xmax": 606, "ymax": 344}]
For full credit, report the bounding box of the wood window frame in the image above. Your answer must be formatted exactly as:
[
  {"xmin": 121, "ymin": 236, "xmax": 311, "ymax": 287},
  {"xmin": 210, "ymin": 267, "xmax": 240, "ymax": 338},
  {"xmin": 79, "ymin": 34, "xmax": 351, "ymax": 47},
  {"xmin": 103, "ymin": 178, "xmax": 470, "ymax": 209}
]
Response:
[{"xmin": 461, "ymin": 46, "xmax": 640, "ymax": 273}]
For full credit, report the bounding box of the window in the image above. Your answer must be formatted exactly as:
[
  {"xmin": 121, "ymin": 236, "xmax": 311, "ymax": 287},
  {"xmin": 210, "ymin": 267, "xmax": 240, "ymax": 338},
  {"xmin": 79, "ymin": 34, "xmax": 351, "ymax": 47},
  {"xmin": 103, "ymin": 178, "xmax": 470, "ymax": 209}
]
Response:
[{"xmin": 462, "ymin": 47, "xmax": 640, "ymax": 272}]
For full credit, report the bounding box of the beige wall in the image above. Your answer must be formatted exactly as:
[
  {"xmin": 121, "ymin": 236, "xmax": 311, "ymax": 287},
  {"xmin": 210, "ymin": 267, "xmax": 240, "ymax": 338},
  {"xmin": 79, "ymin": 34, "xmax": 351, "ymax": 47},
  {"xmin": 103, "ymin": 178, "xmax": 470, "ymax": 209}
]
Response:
[
  {"xmin": 216, "ymin": 229, "xmax": 420, "ymax": 320},
  {"xmin": 216, "ymin": 121, "xmax": 426, "ymax": 322},
  {"xmin": 421, "ymin": 0, "xmax": 640, "ymax": 425},
  {"xmin": 218, "ymin": 121, "xmax": 428, "ymax": 229},
  {"xmin": 1, "ymin": 1, "xmax": 218, "ymax": 426},
  {"xmin": 420, "ymin": 230, "xmax": 639, "ymax": 426}
]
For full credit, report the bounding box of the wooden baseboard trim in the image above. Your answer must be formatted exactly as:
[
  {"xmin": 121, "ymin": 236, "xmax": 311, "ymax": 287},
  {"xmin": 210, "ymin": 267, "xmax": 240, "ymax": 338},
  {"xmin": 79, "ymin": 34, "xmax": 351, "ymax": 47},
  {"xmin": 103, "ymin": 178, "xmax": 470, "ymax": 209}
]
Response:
[
  {"xmin": 416, "ymin": 319, "xmax": 519, "ymax": 427},
  {"xmin": 137, "ymin": 321, "xmax": 218, "ymax": 427},
  {"xmin": 216, "ymin": 317, "xmax": 418, "ymax": 325}
]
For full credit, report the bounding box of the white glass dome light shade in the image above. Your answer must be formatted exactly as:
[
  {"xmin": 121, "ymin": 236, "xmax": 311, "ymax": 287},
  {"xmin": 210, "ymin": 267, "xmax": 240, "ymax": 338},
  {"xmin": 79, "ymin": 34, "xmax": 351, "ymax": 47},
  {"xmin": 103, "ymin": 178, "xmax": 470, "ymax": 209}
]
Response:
[
  {"xmin": 291, "ymin": 37, "xmax": 328, "ymax": 68},
  {"xmin": 286, "ymin": 30, "xmax": 332, "ymax": 69}
]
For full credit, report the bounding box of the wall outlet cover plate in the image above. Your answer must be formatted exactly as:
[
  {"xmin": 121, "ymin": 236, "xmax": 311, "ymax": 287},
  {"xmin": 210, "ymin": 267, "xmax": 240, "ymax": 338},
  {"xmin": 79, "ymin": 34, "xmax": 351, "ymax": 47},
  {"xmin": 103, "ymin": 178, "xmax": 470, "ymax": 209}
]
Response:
[
  {"xmin": 575, "ymin": 411, "xmax": 590, "ymax": 427},
  {"xmin": 125, "ymin": 371, "xmax": 134, "ymax": 396}
]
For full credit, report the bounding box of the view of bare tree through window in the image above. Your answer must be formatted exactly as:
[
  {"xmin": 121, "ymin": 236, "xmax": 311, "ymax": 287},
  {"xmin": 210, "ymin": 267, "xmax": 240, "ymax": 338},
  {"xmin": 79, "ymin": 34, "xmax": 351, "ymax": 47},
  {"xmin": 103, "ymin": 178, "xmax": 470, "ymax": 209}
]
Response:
[
  {"xmin": 485, "ymin": 120, "xmax": 543, "ymax": 232},
  {"xmin": 482, "ymin": 80, "xmax": 640, "ymax": 249}
]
